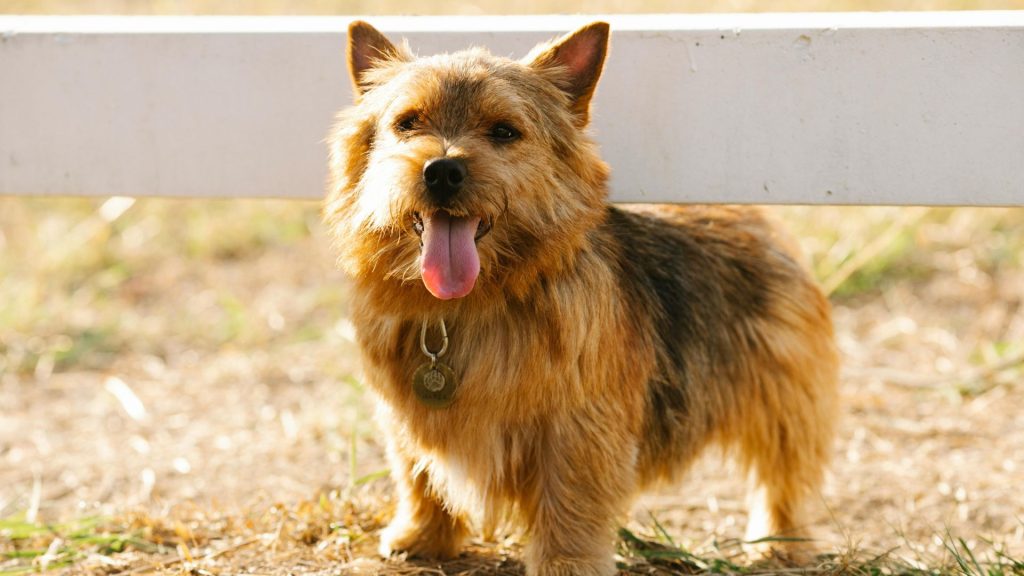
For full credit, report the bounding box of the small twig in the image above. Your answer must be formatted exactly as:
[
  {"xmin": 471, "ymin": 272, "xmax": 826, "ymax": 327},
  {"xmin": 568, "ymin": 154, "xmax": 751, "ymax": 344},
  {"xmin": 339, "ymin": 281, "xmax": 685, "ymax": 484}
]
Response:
[
  {"xmin": 34, "ymin": 536, "xmax": 64, "ymax": 572},
  {"xmin": 27, "ymin": 470, "xmax": 42, "ymax": 524},
  {"xmin": 850, "ymin": 349, "xmax": 1024, "ymax": 389},
  {"xmin": 121, "ymin": 537, "xmax": 260, "ymax": 575}
]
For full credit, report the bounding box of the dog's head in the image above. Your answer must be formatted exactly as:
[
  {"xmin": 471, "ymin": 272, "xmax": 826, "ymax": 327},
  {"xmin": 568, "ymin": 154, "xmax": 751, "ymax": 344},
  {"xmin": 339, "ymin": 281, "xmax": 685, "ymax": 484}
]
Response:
[{"xmin": 325, "ymin": 21, "xmax": 610, "ymax": 306}]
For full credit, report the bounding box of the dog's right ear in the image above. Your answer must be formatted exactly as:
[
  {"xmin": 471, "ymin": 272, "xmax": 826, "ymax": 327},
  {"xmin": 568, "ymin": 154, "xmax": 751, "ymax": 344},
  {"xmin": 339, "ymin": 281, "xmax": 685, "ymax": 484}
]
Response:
[
  {"xmin": 347, "ymin": 21, "xmax": 406, "ymax": 99},
  {"xmin": 525, "ymin": 22, "xmax": 610, "ymax": 126}
]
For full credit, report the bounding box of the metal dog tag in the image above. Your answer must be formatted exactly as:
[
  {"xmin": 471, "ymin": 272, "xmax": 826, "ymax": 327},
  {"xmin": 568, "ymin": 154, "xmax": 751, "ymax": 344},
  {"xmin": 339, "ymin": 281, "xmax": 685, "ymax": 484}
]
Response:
[{"xmin": 413, "ymin": 361, "xmax": 457, "ymax": 408}]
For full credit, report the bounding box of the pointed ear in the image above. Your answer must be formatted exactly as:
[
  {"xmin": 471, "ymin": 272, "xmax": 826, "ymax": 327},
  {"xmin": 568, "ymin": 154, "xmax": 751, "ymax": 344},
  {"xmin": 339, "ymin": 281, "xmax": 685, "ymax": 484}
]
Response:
[
  {"xmin": 347, "ymin": 20, "xmax": 404, "ymax": 98},
  {"xmin": 526, "ymin": 22, "xmax": 610, "ymax": 125}
]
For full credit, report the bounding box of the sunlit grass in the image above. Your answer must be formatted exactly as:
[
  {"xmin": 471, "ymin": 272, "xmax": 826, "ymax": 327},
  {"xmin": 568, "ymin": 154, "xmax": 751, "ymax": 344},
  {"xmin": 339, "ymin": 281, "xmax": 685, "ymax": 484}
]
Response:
[
  {"xmin": 0, "ymin": 515, "xmax": 165, "ymax": 574},
  {"xmin": 4, "ymin": 504, "xmax": 1024, "ymax": 575},
  {"xmin": 777, "ymin": 206, "xmax": 1024, "ymax": 299},
  {"xmin": 0, "ymin": 198, "xmax": 338, "ymax": 375},
  {"xmin": 618, "ymin": 519, "xmax": 1024, "ymax": 576}
]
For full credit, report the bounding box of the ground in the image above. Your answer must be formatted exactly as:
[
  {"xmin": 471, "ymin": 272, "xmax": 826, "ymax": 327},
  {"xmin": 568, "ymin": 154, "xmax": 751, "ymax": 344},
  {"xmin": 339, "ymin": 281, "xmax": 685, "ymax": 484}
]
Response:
[{"xmin": 1, "ymin": 199, "xmax": 1022, "ymax": 575}]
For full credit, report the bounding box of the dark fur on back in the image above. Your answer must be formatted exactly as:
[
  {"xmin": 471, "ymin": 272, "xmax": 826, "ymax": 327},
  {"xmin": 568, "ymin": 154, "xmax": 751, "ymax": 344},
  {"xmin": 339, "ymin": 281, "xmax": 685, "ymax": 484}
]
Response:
[{"xmin": 603, "ymin": 205, "xmax": 834, "ymax": 485}]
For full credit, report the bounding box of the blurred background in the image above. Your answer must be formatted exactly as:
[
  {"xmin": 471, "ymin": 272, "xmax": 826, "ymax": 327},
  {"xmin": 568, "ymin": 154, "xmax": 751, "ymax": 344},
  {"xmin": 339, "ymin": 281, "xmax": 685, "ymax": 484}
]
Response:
[
  {"xmin": 4, "ymin": 0, "xmax": 1024, "ymax": 13},
  {"xmin": 6, "ymin": 0, "xmax": 1024, "ymax": 12},
  {"xmin": 2, "ymin": 1, "xmax": 1023, "ymax": 574}
]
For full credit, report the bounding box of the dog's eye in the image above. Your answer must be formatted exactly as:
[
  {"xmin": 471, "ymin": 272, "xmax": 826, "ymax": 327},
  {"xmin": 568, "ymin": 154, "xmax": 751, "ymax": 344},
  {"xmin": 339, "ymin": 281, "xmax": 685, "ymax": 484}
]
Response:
[
  {"xmin": 395, "ymin": 114, "xmax": 419, "ymax": 134},
  {"xmin": 489, "ymin": 123, "xmax": 520, "ymax": 143}
]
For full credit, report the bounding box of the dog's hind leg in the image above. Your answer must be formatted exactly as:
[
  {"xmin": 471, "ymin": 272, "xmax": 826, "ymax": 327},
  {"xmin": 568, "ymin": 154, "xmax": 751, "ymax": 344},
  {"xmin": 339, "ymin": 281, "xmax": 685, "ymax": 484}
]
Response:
[{"xmin": 737, "ymin": 310, "xmax": 840, "ymax": 562}]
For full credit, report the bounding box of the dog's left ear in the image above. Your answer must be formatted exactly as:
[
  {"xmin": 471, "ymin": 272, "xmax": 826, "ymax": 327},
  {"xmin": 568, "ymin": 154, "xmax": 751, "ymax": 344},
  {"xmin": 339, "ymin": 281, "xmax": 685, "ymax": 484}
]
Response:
[{"xmin": 525, "ymin": 22, "xmax": 610, "ymax": 125}]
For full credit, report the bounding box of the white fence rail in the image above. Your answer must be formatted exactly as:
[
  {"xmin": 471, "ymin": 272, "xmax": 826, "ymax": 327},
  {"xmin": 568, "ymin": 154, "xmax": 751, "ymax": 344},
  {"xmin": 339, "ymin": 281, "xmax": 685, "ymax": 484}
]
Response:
[{"xmin": 1, "ymin": 13, "xmax": 1022, "ymax": 205}]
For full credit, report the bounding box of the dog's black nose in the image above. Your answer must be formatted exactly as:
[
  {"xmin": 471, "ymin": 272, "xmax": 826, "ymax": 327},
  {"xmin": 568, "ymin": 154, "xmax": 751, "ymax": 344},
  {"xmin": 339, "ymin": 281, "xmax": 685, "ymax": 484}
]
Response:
[{"xmin": 423, "ymin": 157, "xmax": 467, "ymax": 201}]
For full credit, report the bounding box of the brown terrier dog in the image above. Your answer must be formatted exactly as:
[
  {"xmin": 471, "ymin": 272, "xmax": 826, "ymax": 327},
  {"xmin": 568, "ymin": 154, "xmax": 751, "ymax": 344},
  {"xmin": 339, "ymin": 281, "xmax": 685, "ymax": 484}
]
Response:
[{"xmin": 324, "ymin": 20, "xmax": 839, "ymax": 576}]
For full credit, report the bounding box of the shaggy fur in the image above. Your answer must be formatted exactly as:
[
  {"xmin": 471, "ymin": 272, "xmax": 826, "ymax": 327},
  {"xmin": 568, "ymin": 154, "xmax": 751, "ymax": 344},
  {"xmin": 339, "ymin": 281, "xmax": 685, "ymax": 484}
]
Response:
[{"xmin": 324, "ymin": 21, "xmax": 840, "ymax": 576}]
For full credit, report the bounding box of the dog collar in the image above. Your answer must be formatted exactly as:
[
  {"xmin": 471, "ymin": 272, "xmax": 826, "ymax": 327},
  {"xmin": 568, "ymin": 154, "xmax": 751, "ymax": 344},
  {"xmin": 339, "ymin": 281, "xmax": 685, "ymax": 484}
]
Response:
[{"xmin": 412, "ymin": 319, "xmax": 458, "ymax": 408}]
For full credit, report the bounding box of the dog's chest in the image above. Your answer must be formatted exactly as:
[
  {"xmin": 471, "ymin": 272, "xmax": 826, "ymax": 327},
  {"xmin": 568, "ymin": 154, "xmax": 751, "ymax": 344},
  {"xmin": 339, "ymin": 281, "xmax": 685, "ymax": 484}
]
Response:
[{"xmin": 358, "ymin": 309, "xmax": 582, "ymax": 417}]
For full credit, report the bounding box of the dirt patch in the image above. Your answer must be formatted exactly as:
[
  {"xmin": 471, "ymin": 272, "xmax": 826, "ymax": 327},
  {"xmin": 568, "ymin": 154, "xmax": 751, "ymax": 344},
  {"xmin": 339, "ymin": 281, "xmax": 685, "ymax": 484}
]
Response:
[{"xmin": 2, "ymin": 201, "xmax": 1023, "ymax": 574}]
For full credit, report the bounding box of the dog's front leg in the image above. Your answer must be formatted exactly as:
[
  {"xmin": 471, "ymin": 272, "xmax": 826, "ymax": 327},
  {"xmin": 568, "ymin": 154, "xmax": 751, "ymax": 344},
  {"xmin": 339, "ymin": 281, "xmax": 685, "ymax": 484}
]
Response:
[
  {"xmin": 522, "ymin": 416, "xmax": 636, "ymax": 576},
  {"xmin": 378, "ymin": 436, "xmax": 469, "ymax": 560}
]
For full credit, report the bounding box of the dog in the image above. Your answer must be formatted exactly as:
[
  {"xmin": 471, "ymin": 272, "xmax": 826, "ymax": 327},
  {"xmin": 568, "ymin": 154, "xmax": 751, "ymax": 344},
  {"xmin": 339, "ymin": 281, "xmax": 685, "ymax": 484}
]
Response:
[{"xmin": 323, "ymin": 20, "xmax": 839, "ymax": 576}]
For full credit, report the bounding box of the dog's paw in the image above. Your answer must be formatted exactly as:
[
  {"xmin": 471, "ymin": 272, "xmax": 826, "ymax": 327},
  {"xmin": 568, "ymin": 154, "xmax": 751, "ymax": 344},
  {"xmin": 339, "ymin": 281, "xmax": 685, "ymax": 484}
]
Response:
[
  {"xmin": 378, "ymin": 519, "xmax": 465, "ymax": 560},
  {"xmin": 529, "ymin": 556, "xmax": 617, "ymax": 576}
]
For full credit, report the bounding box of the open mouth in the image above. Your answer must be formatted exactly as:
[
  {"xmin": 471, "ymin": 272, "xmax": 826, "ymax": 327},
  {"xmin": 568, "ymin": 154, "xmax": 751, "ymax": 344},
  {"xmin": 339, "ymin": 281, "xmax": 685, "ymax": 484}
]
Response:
[
  {"xmin": 411, "ymin": 211, "xmax": 491, "ymax": 300},
  {"xmin": 412, "ymin": 212, "xmax": 492, "ymax": 242}
]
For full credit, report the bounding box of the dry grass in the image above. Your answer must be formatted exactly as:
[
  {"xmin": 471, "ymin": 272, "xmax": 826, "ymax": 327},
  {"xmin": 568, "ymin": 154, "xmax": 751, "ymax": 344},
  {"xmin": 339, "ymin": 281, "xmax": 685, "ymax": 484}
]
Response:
[
  {"xmin": 2, "ymin": 199, "xmax": 1022, "ymax": 575},
  {"xmin": 3, "ymin": 1, "xmax": 1024, "ymax": 574}
]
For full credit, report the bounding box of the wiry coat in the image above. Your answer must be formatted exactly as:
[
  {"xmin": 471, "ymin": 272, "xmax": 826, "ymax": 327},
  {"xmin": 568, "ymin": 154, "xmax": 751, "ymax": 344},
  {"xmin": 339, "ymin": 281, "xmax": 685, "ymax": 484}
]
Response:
[{"xmin": 324, "ymin": 21, "xmax": 839, "ymax": 576}]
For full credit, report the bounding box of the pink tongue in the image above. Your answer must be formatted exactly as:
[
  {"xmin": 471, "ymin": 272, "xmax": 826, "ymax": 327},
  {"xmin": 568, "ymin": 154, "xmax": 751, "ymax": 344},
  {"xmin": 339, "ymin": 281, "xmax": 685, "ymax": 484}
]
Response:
[{"xmin": 420, "ymin": 212, "xmax": 481, "ymax": 300}]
